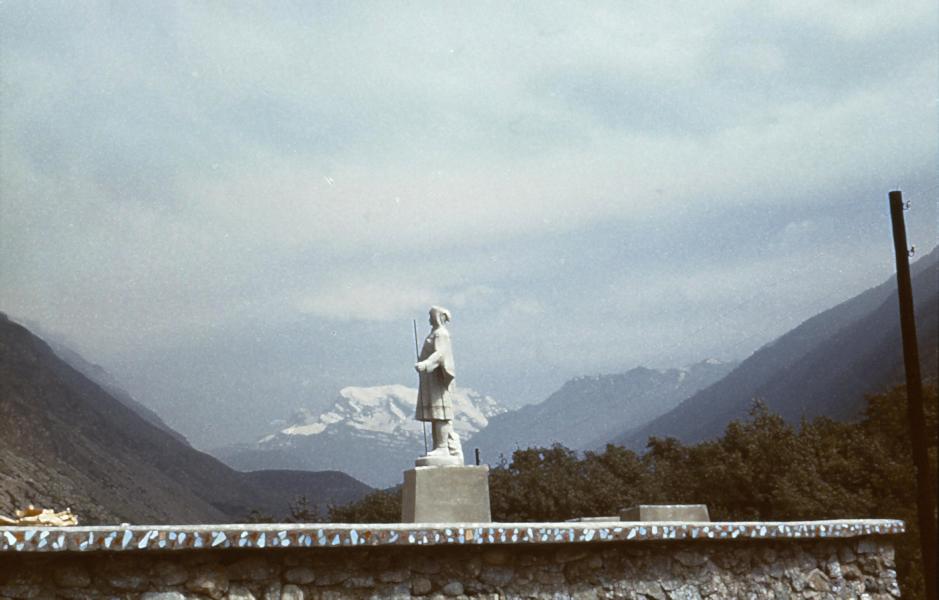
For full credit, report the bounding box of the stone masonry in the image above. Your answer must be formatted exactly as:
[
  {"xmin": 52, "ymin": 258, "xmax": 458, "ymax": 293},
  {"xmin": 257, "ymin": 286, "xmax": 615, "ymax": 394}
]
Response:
[{"xmin": 0, "ymin": 535, "xmax": 900, "ymax": 599}]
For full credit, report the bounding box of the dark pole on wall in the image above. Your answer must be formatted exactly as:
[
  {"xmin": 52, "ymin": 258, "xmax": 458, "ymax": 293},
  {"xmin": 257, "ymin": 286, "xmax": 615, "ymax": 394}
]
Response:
[{"xmin": 888, "ymin": 190, "xmax": 937, "ymax": 600}]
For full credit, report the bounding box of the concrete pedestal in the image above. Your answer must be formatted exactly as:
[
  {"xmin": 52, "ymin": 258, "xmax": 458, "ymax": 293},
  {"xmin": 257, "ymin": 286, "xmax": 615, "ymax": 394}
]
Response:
[
  {"xmin": 401, "ymin": 465, "xmax": 491, "ymax": 523},
  {"xmin": 620, "ymin": 504, "xmax": 710, "ymax": 522}
]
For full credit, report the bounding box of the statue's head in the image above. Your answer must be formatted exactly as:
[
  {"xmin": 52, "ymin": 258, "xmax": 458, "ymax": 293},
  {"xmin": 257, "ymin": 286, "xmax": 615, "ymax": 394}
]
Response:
[{"xmin": 429, "ymin": 305, "xmax": 451, "ymax": 328}]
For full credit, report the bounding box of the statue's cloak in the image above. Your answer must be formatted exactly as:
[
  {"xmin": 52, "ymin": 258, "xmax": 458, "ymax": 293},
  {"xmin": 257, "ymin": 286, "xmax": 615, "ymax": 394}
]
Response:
[{"xmin": 415, "ymin": 327, "xmax": 455, "ymax": 421}]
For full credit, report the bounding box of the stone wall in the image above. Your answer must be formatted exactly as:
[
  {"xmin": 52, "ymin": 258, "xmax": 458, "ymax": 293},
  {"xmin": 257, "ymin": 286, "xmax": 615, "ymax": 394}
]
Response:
[{"xmin": 0, "ymin": 535, "xmax": 900, "ymax": 599}]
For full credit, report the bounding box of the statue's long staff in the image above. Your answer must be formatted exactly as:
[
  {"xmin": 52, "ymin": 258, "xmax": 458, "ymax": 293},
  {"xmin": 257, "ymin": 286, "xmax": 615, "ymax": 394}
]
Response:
[{"xmin": 413, "ymin": 319, "xmax": 428, "ymax": 454}]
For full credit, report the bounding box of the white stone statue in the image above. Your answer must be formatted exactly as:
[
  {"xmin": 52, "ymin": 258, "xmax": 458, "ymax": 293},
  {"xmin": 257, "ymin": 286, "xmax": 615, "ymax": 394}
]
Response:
[{"xmin": 414, "ymin": 305, "xmax": 463, "ymax": 466}]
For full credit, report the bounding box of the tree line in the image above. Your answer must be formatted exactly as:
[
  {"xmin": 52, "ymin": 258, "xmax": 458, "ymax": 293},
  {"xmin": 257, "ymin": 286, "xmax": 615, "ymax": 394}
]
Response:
[{"xmin": 326, "ymin": 384, "xmax": 936, "ymax": 598}]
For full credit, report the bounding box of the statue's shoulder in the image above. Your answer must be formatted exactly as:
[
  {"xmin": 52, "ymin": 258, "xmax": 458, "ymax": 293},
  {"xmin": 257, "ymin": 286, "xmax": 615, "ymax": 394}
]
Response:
[{"xmin": 432, "ymin": 327, "xmax": 451, "ymax": 339}]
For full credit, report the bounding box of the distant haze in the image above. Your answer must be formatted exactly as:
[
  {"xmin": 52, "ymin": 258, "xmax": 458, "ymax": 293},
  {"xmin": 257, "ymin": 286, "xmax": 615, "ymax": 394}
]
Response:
[{"xmin": 1, "ymin": 3, "xmax": 936, "ymax": 448}]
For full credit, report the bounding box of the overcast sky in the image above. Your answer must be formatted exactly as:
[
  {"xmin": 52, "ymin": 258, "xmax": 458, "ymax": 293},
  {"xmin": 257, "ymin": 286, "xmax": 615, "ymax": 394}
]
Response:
[{"xmin": 2, "ymin": 2, "xmax": 937, "ymax": 448}]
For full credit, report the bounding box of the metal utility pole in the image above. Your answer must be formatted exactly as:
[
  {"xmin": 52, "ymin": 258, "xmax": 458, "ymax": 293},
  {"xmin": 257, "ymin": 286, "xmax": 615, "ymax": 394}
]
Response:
[{"xmin": 888, "ymin": 190, "xmax": 937, "ymax": 600}]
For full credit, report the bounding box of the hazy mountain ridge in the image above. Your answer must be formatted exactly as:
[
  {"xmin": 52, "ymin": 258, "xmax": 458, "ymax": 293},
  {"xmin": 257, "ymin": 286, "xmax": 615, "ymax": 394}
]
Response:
[
  {"xmin": 616, "ymin": 245, "xmax": 939, "ymax": 448},
  {"xmin": 216, "ymin": 385, "xmax": 506, "ymax": 488},
  {"xmin": 25, "ymin": 324, "xmax": 190, "ymax": 446},
  {"xmin": 467, "ymin": 359, "xmax": 737, "ymax": 462},
  {"xmin": 0, "ymin": 314, "xmax": 371, "ymax": 523},
  {"xmin": 7, "ymin": 241, "xmax": 934, "ymax": 516}
]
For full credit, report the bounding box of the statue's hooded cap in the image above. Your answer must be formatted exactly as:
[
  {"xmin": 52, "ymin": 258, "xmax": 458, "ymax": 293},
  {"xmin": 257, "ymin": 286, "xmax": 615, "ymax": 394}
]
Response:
[{"xmin": 429, "ymin": 305, "xmax": 455, "ymax": 380}]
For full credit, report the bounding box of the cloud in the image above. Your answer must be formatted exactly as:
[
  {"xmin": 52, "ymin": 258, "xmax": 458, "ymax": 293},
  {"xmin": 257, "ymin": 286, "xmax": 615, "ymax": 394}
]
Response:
[
  {"xmin": 295, "ymin": 280, "xmax": 437, "ymax": 322},
  {"xmin": 1, "ymin": 1, "xmax": 936, "ymax": 446},
  {"xmin": 293, "ymin": 275, "xmax": 501, "ymax": 323}
]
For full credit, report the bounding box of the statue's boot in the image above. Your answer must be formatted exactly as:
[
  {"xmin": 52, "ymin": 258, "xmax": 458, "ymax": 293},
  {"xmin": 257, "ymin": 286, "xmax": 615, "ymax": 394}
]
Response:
[
  {"xmin": 425, "ymin": 420, "xmax": 451, "ymax": 456},
  {"xmin": 424, "ymin": 420, "xmax": 462, "ymax": 462},
  {"xmin": 447, "ymin": 429, "xmax": 463, "ymax": 461}
]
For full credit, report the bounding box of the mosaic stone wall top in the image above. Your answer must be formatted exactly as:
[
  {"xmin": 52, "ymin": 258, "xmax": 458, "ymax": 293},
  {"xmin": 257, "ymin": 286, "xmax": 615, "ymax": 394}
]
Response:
[{"xmin": 0, "ymin": 519, "xmax": 903, "ymax": 554}]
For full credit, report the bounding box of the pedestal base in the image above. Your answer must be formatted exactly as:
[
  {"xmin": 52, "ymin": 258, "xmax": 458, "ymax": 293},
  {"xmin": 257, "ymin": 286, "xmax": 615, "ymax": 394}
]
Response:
[
  {"xmin": 401, "ymin": 465, "xmax": 491, "ymax": 523},
  {"xmin": 620, "ymin": 504, "xmax": 710, "ymax": 521},
  {"xmin": 414, "ymin": 453, "xmax": 462, "ymax": 467}
]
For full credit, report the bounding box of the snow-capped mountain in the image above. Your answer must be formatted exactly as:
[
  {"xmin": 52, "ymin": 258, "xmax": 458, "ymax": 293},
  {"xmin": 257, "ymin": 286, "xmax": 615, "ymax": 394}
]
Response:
[
  {"xmin": 216, "ymin": 385, "xmax": 505, "ymax": 487},
  {"xmin": 266, "ymin": 384, "xmax": 502, "ymax": 444}
]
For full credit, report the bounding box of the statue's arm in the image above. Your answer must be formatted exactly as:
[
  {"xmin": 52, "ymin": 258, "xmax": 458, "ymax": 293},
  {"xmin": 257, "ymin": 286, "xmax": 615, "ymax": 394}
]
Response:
[{"xmin": 415, "ymin": 331, "xmax": 451, "ymax": 373}]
